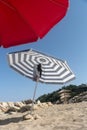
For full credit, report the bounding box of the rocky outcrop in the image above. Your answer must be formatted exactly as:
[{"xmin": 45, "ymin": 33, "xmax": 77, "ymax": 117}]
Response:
[
  {"xmin": 0, "ymin": 101, "xmax": 53, "ymax": 113},
  {"xmin": 58, "ymin": 89, "xmax": 71, "ymax": 104},
  {"xmin": 69, "ymin": 91, "xmax": 87, "ymax": 103}
]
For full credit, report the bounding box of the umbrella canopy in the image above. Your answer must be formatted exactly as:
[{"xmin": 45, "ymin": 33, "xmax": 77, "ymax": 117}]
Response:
[
  {"xmin": 0, "ymin": 0, "xmax": 69, "ymax": 48},
  {"xmin": 8, "ymin": 49, "xmax": 75, "ymax": 84}
]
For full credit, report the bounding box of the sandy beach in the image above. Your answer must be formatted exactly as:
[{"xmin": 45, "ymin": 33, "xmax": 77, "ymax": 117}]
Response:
[{"xmin": 0, "ymin": 102, "xmax": 87, "ymax": 130}]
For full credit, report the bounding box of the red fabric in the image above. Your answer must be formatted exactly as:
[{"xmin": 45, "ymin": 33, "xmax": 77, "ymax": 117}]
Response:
[{"xmin": 0, "ymin": 0, "xmax": 69, "ymax": 48}]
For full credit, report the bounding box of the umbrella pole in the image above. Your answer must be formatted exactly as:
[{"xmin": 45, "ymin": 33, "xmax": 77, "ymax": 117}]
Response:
[
  {"xmin": 23, "ymin": 80, "xmax": 38, "ymax": 119},
  {"xmin": 30, "ymin": 80, "xmax": 39, "ymax": 114}
]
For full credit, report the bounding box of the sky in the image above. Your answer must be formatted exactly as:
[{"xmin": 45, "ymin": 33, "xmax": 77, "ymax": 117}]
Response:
[{"xmin": 0, "ymin": 0, "xmax": 87, "ymax": 102}]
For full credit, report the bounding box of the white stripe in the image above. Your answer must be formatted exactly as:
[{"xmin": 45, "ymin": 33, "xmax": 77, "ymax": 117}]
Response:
[
  {"xmin": 20, "ymin": 54, "xmax": 34, "ymax": 70},
  {"xmin": 9, "ymin": 54, "xmax": 33, "ymax": 75}
]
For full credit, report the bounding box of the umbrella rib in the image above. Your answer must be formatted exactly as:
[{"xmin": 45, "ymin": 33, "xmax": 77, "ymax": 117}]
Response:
[
  {"xmin": 49, "ymin": 0, "xmax": 68, "ymax": 8},
  {"xmin": 0, "ymin": 0, "xmax": 15, "ymax": 10}
]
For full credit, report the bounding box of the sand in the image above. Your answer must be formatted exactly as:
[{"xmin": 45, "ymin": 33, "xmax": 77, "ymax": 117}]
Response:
[{"xmin": 0, "ymin": 102, "xmax": 87, "ymax": 130}]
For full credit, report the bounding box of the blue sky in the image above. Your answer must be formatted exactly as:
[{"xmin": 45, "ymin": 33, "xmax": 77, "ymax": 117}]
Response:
[{"xmin": 0, "ymin": 0, "xmax": 87, "ymax": 101}]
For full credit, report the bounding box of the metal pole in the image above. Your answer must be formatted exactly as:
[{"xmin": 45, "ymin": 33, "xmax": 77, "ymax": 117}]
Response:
[
  {"xmin": 33, "ymin": 80, "xmax": 38, "ymax": 102},
  {"xmin": 30, "ymin": 80, "xmax": 39, "ymax": 114},
  {"xmin": 23, "ymin": 80, "xmax": 39, "ymax": 118}
]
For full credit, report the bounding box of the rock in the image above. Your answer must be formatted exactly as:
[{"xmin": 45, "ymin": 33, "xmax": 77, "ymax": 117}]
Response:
[
  {"xmin": 14, "ymin": 102, "xmax": 25, "ymax": 108},
  {"xmin": 37, "ymin": 102, "xmax": 52, "ymax": 108},
  {"xmin": 0, "ymin": 104, "xmax": 8, "ymax": 112},
  {"xmin": 5, "ymin": 106, "xmax": 20, "ymax": 113},
  {"xmin": 47, "ymin": 102, "xmax": 53, "ymax": 106},
  {"xmin": 7, "ymin": 102, "xmax": 15, "ymax": 107},
  {"xmin": 23, "ymin": 113, "xmax": 41, "ymax": 120},
  {"xmin": 19, "ymin": 105, "xmax": 31, "ymax": 113},
  {"xmin": 23, "ymin": 114, "xmax": 34, "ymax": 120},
  {"xmin": 42, "ymin": 102, "xmax": 49, "ymax": 107},
  {"xmin": 22, "ymin": 99, "xmax": 33, "ymax": 105},
  {"xmin": 37, "ymin": 103, "xmax": 42, "ymax": 107},
  {"xmin": 69, "ymin": 91, "xmax": 87, "ymax": 103},
  {"xmin": 33, "ymin": 114, "xmax": 41, "ymax": 120},
  {"xmin": 58, "ymin": 89, "xmax": 71, "ymax": 104},
  {"xmin": 0, "ymin": 102, "xmax": 8, "ymax": 108},
  {"xmin": 55, "ymin": 100, "xmax": 61, "ymax": 104},
  {"xmin": 33, "ymin": 104, "xmax": 38, "ymax": 110}
]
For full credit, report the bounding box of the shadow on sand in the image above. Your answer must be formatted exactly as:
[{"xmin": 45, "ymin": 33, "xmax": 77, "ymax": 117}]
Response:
[{"xmin": 0, "ymin": 116, "xmax": 23, "ymax": 125}]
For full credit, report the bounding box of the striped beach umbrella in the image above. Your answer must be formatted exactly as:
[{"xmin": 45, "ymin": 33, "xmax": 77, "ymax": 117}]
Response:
[
  {"xmin": 8, "ymin": 49, "xmax": 75, "ymax": 113},
  {"xmin": 8, "ymin": 49, "xmax": 75, "ymax": 84}
]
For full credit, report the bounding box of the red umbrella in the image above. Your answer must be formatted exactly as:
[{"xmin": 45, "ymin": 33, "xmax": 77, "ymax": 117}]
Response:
[{"xmin": 0, "ymin": 0, "xmax": 69, "ymax": 48}]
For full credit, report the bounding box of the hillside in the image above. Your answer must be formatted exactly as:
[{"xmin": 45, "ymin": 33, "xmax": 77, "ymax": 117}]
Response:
[{"xmin": 37, "ymin": 84, "xmax": 87, "ymax": 103}]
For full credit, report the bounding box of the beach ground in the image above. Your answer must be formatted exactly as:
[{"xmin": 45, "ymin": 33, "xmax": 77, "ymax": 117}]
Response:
[{"xmin": 0, "ymin": 102, "xmax": 87, "ymax": 130}]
